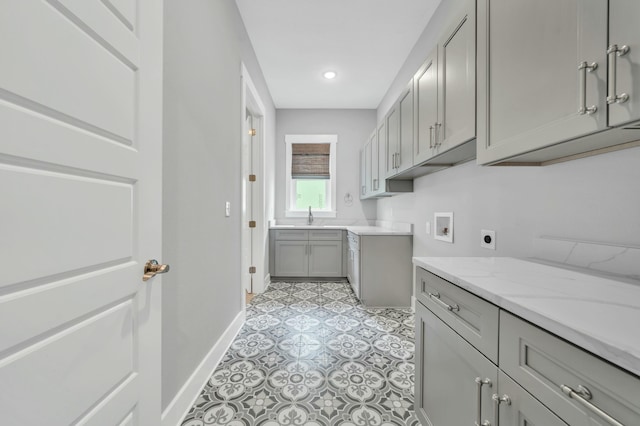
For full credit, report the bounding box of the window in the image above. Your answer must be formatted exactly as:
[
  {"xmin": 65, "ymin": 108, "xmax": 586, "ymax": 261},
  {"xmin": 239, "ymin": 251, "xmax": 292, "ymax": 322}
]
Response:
[{"xmin": 285, "ymin": 135, "xmax": 337, "ymax": 217}]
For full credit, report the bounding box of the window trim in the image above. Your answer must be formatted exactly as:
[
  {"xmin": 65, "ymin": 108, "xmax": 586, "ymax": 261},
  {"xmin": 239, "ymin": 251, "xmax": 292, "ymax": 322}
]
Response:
[{"xmin": 285, "ymin": 134, "xmax": 337, "ymax": 218}]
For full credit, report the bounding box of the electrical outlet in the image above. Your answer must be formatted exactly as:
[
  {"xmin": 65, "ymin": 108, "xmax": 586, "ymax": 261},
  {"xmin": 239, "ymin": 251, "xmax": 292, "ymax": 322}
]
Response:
[
  {"xmin": 425, "ymin": 221, "xmax": 431, "ymax": 235},
  {"xmin": 225, "ymin": 201, "xmax": 231, "ymax": 217},
  {"xmin": 480, "ymin": 229, "xmax": 496, "ymax": 250}
]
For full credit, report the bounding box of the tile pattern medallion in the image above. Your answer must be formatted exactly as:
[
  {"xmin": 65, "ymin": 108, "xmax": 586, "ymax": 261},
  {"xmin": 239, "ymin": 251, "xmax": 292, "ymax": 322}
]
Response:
[{"xmin": 181, "ymin": 281, "xmax": 419, "ymax": 426}]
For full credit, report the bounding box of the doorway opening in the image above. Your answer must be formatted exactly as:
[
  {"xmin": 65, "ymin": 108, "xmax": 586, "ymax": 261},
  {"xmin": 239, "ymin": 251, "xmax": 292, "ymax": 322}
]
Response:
[{"xmin": 241, "ymin": 64, "xmax": 267, "ymax": 308}]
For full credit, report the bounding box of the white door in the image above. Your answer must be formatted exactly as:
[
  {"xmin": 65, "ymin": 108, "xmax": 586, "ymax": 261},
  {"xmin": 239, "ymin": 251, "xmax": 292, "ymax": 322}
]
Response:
[{"xmin": 0, "ymin": 0, "xmax": 163, "ymax": 425}]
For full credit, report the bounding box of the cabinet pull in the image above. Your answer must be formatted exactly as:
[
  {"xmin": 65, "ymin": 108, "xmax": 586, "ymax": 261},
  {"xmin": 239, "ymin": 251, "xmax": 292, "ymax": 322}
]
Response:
[
  {"xmin": 491, "ymin": 394, "xmax": 511, "ymax": 426},
  {"xmin": 429, "ymin": 125, "xmax": 435, "ymax": 149},
  {"xmin": 428, "ymin": 291, "xmax": 460, "ymax": 312},
  {"xmin": 607, "ymin": 44, "xmax": 630, "ymax": 105},
  {"xmin": 475, "ymin": 377, "xmax": 492, "ymax": 426},
  {"xmin": 578, "ymin": 61, "xmax": 598, "ymax": 115},
  {"xmin": 434, "ymin": 123, "xmax": 442, "ymax": 146},
  {"xmin": 560, "ymin": 384, "xmax": 624, "ymax": 426}
]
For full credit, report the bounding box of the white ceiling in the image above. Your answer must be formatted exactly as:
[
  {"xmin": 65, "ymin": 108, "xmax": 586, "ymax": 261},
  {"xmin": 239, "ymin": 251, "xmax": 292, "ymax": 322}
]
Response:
[{"xmin": 235, "ymin": 0, "xmax": 442, "ymax": 109}]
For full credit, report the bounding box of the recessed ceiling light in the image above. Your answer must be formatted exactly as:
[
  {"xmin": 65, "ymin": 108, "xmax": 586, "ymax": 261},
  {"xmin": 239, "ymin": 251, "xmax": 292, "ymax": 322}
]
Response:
[{"xmin": 323, "ymin": 71, "xmax": 337, "ymax": 80}]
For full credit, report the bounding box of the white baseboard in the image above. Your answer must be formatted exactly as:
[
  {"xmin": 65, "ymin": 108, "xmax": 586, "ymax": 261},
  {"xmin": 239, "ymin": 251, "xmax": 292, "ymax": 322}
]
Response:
[{"xmin": 161, "ymin": 311, "xmax": 245, "ymax": 426}]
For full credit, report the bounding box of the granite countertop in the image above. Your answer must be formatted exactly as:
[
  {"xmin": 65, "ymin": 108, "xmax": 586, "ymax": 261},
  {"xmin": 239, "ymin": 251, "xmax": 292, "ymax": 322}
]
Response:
[
  {"xmin": 412, "ymin": 256, "xmax": 640, "ymax": 377},
  {"xmin": 269, "ymin": 224, "xmax": 413, "ymax": 236}
]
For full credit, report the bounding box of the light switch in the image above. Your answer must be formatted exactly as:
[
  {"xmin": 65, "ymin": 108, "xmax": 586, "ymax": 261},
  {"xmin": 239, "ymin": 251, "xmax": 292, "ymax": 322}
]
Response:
[
  {"xmin": 425, "ymin": 221, "xmax": 431, "ymax": 235},
  {"xmin": 225, "ymin": 201, "xmax": 231, "ymax": 217}
]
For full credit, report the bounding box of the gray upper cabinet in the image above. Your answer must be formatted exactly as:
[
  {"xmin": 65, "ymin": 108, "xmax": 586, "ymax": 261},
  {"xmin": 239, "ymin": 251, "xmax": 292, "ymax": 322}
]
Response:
[
  {"xmin": 397, "ymin": 80, "xmax": 414, "ymax": 174},
  {"xmin": 436, "ymin": 0, "xmax": 476, "ymax": 153},
  {"xmin": 414, "ymin": 48, "xmax": 439, "ymax": 165},
  {"xmin": 371, "ymin": 120, "xmax": 386, "ymax": 196},
  {"xmin": 384, "ymin": 79, "xmax": 414, "ymax": 178},
  {"xmin": 477, "ymin": 0, "xmax": 640, "ymax": 165},
  {"xmin": 384, "ymin": 103, "xmax": 399, "ymax": 179},
  {"xmin": 411, "ymin": 0, "xmax": 477, "ymax": 175},
  {"xmin": 608, "ymin": 0, "xmax": 640, "ymax": 127},
  {"xmin": 370, "ymin": 128, "xmax": 380, "ymax": 195},
  {"xmin": 477, "ymin": 0, "xmax": 608, "ymax": 165},
  {"xmin": 359, "ymin": 145, "xmax": 367, "ymax": 199}
]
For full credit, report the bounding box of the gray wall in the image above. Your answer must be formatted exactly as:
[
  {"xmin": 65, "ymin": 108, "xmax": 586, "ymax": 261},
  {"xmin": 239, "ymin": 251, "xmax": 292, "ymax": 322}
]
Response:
[
  {"xmin": 275, "ymin": 109, "xmax": 377, "ymax": 223},
  {"xmin": 376, "ymin": 0, "xmax": 640, "ymax": 262},
  {"xmin": 162, "ymin": 0, "xmax": 276, "ymax": 410}
]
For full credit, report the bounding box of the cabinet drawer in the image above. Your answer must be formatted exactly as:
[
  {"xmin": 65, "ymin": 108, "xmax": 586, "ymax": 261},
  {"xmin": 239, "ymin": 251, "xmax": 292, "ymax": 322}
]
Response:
[
  {"xmin": 415, "ymin": 267, "xmax": 499, "ymax": 363},
  {"xmin": 309, "ymin": 230, "xmax": 343, "ymax": 241},
  {"xmin": 500, "ymin": 311, "xmax": 640, "ymax": 426},
  {"xmin": 273, "ymin": 230, "xmax": 308, "ymax": 240}
]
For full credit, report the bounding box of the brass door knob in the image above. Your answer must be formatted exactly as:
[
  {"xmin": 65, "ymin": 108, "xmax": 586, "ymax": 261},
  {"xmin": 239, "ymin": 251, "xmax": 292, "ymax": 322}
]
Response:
[{"xmin": 143, "ymin": 259, "xmax": 170, "ymax": 281}]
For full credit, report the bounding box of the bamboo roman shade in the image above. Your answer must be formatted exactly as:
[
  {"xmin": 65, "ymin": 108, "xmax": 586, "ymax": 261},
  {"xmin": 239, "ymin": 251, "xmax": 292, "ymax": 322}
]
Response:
[{"xmin": 291, "ymin": 143, "xmax": 330, "ymax": 179}]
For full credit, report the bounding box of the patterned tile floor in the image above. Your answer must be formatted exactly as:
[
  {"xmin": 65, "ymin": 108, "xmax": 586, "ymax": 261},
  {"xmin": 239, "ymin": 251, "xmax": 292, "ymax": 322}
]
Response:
[{"xmin": 181, "ymin": 281, "xmax": 419, "ymax": 426}]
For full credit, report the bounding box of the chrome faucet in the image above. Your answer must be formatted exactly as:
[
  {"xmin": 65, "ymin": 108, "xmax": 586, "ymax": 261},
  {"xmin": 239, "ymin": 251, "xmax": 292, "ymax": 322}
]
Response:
[{"xmin": 307, "ymin": 206, "xmax": 314, "ymax": 225}]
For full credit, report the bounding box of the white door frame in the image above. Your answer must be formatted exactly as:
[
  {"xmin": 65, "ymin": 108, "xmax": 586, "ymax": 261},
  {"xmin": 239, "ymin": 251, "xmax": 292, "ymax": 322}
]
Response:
[{"xmin": 240, "ymin": 64, "xmax": 267, "ymax": 304}]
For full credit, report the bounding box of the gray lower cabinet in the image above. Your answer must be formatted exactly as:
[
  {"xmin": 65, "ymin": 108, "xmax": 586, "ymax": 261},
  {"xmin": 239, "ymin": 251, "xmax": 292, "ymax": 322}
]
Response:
[
  {"xmin": 496, "ymin": 370, "xmax": 567, "ymax": 426},
  {"xmin": 415, "ymin": 302, "xmax": 497, "ymax": 426},
  {"xmin": 349, "ymin": 232, "xmax": 412, "ymax": 307},
  {"xmin": 415, "ymin": 266, "xmax": 640, "ymax": 426},
  {"xmin": 272, "ymin": 230, "xmax": 343, "ymax": 278},
  {"xmin": 346, "ymin": 232, "xmax": 360, "ymax": 299},
  {"xmin": 308, "ymin": 240, "xmax": 342, "ymax": 277},
  {"xmin": 274, "ymin": 240, "xmax": 308, "ymax": 277}
]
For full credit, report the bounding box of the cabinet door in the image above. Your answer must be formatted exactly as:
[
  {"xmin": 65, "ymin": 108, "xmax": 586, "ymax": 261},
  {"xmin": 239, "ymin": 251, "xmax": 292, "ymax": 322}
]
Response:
[
  {"xmin": 359, "ymin": 148, "xmax": 367, "ymax": 199},
  {"xmin": 414, "ymin": 49, "xmax": 439, "ymax": 164},
  {"xmin": 274, "ymin": 241, "xmax": 308, "ymax": 277},
  {"xmin": 397, "ymin": 80, "xmax": 414, "ymax": 173},
  {"xmin": 308, "ymin": 240, "xmax": 343, "ymax": 277},
  {"xmin": 437, "ymin": 0, "xmax": 475, "ymax": 152},
  {"xmin": 477, "ymin": 0, "xmax": 608, "ymax": 165},
  {"xmin": 415, "ymin": 302, "xmax": 497, "ymax": 426},
  {"xmin": 608, "ymin": 0, "xmax": 640, "ymax": 126},
  {"xmin": 365, "ymin": 135, "xmax": 373, "ymax": 196},
  {"xmin": 373, "ymin": 120, "xmax": 386, "ymax": 195},
  {"xmin": 497, "ymin": 371, "xmax": 567, "ymax": 426},
  {"xmin": 350, "ymin": 248, "xmax": 360, "ymax": 299},
  {"xmin": 370, "ymin": 130, "xmax": 379, "ymax": 194},
  {"xmin": 346, "ymin": 247, "xmax": 353, "ymax": 284},
  {"xmin": 384, "ymin": 105, "xmax": 399, "ymax": 178}
]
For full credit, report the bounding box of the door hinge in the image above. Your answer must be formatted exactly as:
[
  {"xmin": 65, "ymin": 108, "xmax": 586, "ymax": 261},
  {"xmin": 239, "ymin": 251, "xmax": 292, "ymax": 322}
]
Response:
[
  {"xmin": 249, "ymin": 266, "xmax": 256, "ymax": 274},
  {"xmin": 249, "ymin": 128, "xmax": 256, "ymax": 136},
  {"xmin": 249, "ymin": 174, "xmax": 257, "ymax": 182},
  {"xmin": 249, "ymin": 221, "xmax": 256, "ymax": 228}
]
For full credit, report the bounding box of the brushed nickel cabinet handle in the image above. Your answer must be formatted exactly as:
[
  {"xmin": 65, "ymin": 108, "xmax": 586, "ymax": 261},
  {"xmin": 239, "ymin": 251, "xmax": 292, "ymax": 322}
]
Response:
[
  {"xmin": 561, "ymin": 384, "xmax": 624, "ymax": 426},
  {"xmin": 491, "ymin": 394, "xmax": 511, "ymax": 426},
  {"xmin": 428, "ymin": 291, "xmax": 460, "ymax": 312},
  {"xmin": 607, "ymin": 44, "xmax": 630, "ymax": 105},
  {"xmin": 429, "ymin": 125, "xmax": 435, "ymax": 149},
  {"xmin": 475, "ymin": 377, "xmax": 492, "ymax": 426},
  {"xmin": 578, "ymin": 61, "xmax": 598, "ymax": 115}
]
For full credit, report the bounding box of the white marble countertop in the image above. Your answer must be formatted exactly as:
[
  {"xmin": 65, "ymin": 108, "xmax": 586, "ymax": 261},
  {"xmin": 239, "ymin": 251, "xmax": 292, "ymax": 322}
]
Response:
[
  {"xmin": 412, "ymin": 257, "xmax": 640, "ymax": 377},
  {"xmin": 269, "ymin": 224, "xmax": 412, "ymax": 236}
]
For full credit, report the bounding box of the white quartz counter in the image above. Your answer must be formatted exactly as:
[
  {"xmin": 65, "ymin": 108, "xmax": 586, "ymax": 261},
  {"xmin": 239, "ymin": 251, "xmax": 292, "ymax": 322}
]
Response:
[
  {"xmin": 269, "ymin": 225, "xmax": 412, "ymax": 236},
  {"xmin": 412, "ymin": 257, "xmax": 640, "ymax": 377}
]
